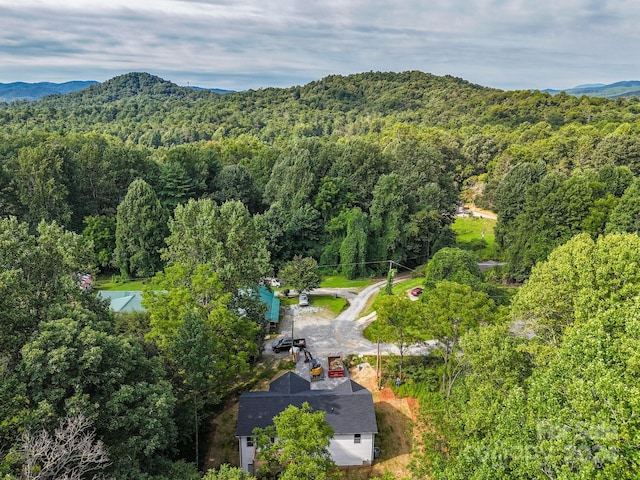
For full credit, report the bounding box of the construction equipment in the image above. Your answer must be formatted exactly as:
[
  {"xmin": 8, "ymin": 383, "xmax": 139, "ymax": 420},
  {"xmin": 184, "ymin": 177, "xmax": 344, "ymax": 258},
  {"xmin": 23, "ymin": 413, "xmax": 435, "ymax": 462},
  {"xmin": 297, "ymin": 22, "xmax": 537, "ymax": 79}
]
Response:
[{"xmin": 309, "ymin": 357, "xmax": 324, "ymax": 381}]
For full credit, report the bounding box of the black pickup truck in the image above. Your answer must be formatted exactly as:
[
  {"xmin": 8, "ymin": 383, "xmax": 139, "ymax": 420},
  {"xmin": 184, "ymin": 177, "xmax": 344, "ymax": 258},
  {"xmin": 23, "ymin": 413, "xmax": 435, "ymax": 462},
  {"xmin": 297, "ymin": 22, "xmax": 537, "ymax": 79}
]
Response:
[{"xmin": 271, "ymin": 337, "xmax": 307, "ymax": 353}]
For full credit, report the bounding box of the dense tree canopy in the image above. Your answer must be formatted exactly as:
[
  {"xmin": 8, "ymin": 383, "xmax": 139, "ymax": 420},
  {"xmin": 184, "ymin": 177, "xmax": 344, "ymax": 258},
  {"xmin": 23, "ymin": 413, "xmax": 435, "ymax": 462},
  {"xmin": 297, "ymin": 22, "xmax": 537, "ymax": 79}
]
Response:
[
  {"xmin": 278, "ymin": 255, "xmax": 321, "ymax": 294},
  {"xmin": 163, "ymin": 199, "xmax": 271, "ymax": 293},
  {"xmin": 419, "ymin": 233, "xmax": 640, "ymax": 479},
  {"xmin": 5, "ymin": 69, "xmax": 640, "ymax": 478}
]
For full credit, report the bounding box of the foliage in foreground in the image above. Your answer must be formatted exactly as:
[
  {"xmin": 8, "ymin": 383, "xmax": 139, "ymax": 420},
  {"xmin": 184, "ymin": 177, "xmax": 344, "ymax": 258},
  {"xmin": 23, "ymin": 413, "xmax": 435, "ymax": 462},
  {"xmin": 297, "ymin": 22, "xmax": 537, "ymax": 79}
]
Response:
[
  {"xmin": 414, "ymin": 233, "xmax": 640, "ymax": 479},
  {"xmin": 253, "ymin": 402, "xmax": 338, "ymax": 480}
]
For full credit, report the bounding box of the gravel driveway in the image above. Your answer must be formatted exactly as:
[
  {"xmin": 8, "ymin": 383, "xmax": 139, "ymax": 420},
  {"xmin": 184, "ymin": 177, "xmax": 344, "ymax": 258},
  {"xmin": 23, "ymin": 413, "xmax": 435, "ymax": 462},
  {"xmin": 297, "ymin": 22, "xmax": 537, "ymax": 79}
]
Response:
[{"xmin": 265, "ymin": 281, "xmax": 435, "ymax": 370}]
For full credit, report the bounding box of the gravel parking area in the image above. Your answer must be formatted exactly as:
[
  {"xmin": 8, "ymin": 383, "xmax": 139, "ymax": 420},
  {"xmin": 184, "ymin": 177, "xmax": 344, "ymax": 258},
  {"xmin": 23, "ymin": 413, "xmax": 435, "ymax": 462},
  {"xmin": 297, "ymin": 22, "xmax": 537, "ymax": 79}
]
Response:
[{"xmin": 266, "ymin": 281, "xmax": 435, "ymax": 388}]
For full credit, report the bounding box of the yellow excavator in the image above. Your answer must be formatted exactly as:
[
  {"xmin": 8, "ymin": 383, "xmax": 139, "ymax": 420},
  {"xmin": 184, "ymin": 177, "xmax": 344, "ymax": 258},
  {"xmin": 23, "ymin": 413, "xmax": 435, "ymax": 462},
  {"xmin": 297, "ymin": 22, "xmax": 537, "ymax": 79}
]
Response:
[{"xmin": 310, "ymin": 360, "xmax": 323, "ymax": 378}]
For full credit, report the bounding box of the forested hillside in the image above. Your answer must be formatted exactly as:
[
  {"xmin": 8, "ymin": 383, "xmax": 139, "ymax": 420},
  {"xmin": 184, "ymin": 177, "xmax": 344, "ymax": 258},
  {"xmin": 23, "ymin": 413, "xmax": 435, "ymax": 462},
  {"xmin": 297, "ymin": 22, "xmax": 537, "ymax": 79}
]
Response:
[{"xmin": 3, "ymin": 70, "xmax": 640, "ymax": 478}]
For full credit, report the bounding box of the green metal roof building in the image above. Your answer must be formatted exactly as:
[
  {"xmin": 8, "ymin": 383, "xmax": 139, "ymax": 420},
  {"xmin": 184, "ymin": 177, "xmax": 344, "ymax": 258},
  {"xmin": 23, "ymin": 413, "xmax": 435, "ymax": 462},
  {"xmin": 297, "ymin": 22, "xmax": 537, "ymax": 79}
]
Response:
[
  {"xmin": 96, "ymin": 290, "xmax": 145, "ymax": 313},
  {"xmin": 97, "ymin": 286, "xmax": 280, "ymax": 329},
  {"xmin": 259, "ymin": 285, "xmax": 281, "ymax": 332}
]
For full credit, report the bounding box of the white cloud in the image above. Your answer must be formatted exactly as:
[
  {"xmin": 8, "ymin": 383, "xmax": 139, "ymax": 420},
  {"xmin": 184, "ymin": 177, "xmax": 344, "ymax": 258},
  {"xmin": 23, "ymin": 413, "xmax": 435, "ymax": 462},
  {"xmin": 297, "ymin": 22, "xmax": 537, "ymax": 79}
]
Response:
[{"xmin": 0, "ymin": 0, "xmax": 638, "ymax": 90}]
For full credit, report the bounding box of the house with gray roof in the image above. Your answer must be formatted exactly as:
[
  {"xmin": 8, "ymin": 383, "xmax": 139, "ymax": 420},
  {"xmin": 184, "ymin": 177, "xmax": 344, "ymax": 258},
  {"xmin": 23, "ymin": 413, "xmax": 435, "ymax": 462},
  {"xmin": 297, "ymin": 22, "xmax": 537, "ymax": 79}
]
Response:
[{"xmin": 236, "ymin": 372, "xmax": 378, "ymax": 473}]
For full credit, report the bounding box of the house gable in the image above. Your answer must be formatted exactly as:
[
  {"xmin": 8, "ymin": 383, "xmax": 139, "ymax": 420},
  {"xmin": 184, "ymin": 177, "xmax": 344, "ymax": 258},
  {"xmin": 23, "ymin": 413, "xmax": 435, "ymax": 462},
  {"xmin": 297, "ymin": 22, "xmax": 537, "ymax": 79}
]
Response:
[
  {"xmin": 237, "ymin": 372, "xmax": 378, "ymax": 472},
  {"xmin": 237, "ymin": 373, "xmax": 378, "ymax": 437}
]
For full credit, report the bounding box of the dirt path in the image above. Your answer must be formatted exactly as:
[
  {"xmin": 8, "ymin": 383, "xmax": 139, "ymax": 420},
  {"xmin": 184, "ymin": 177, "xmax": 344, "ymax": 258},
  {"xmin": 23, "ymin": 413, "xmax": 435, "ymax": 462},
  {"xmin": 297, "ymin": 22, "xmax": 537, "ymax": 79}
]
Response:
[{"xmin": 463, "ymin": 204, "xmax": 497, "ymax": 220}]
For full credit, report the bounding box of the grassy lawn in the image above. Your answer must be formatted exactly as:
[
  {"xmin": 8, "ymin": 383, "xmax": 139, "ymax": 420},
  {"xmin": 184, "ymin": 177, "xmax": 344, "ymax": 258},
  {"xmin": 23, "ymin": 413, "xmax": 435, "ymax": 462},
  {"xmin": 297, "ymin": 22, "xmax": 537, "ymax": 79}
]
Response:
[
  {"xmin": 320, "ymin": 276, "xmax": 375, "ymax": 289},
  {"xmin": 280, "ymin": 294, "xmax": 349, "ymax": 316},
  {"xmin": 94, "ymin": 274, "xmax": 161, "ymax": 291},
  {"xmin": 390, "ymin": 277, "xmax": 423, "ymax": 295},
  {"xmin": 97, "ymin": 273, "xmax": 376, "ymax": 292},
  {"xmin": 279, "ymin": 295, "xmax": 298, "ymax": 307},
  {"xmin": 311, "ymin": 295, "xmax": 349, "ymax": 315},
  {"xmin": 452, "ymin": 216, "xmax": 497, "ymax": 260},
  {"xmin": 360, "ymin": 277, "xmax": 424, "ymax": 319}
]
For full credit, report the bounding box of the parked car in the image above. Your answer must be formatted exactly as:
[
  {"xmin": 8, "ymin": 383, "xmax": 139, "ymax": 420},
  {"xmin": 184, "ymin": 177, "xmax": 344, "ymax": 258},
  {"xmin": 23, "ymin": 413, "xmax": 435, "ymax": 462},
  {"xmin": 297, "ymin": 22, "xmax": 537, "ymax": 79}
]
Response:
[
  {"xmin": 271, "ymin": 337, "xmax": 307, "ymax": 353},
  {"xmin": 299, "ymin": 293, "xmax": 309, "ymax": 306},
  {"xmin": 410, "ymin": 287, "xmax": 423, "ymax": 297}
]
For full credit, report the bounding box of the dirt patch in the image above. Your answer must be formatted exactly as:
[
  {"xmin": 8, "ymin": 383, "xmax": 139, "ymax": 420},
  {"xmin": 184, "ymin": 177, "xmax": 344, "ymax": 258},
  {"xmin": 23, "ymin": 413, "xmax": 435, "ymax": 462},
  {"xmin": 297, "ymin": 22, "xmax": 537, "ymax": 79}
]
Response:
[
  {"xmin": 348, "ymin": 363, "xmax": 422, "ymax": 480},
  {"xmin": 203, "ymin": 399, "xmax": 240, "ymax": 470},
  {"xmin": 289, "ymin": 304, "xmax": 337, "ymax": 322},
  {"xmin": 203, "ymin": 365, "xmax": 285, "ymax": 471}
]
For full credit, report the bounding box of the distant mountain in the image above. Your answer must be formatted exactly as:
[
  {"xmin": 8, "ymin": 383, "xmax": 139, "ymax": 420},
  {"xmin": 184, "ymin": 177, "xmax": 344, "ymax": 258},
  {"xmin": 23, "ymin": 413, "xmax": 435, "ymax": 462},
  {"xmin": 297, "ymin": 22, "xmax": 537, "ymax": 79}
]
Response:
[
  {"xmin": 67, "ymin": 72, "xmax": 188, "ymax": 102},
  {"xmin": 187, "ymin": 86, "xmax": 235, "ymax": 94},
  {"xmin": 572, "ymin": 83, "xmax": 606, "ymax": 89},
  {"xmin": 542, "ymin": 81, "xmax": 640, "ymax": 98},
  {"xmin": 0, "ymin": 80, "xmax": 98, "ymax": 102},
  {"xmin": 0, "ymin": 74, "xmax": 233, "ymax": 103}
]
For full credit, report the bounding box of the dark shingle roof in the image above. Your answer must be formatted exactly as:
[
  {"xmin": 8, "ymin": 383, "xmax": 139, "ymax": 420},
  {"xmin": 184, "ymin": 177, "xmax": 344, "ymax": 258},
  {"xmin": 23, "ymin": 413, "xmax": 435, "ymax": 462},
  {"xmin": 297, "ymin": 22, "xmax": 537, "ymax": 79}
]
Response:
[
  {"xmin": 269, "ymin": 371, "xmax": 311, "ymax": 393},
  {"xmin": 237, "ymin": 373, "xmax": 377, "ymax": 437}
]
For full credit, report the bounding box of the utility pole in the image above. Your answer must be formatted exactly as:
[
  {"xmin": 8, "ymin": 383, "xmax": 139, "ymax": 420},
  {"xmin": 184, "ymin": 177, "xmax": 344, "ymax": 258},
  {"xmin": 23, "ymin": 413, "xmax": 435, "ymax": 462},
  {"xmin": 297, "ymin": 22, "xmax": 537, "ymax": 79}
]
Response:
[
  {"xmin": 377, "ymin": 339, "xmax": 381, "ymax": 390},
  {"xmin": 194, "ymin": 397, "xmax": 198, "ymax": 468},
  {"xmin": 385, "ymin": 260, "xmax": 396, "ymax": 295},
  {"xmin": 291, "ymin": 317, "xmax": 295, "ymax": 361}
]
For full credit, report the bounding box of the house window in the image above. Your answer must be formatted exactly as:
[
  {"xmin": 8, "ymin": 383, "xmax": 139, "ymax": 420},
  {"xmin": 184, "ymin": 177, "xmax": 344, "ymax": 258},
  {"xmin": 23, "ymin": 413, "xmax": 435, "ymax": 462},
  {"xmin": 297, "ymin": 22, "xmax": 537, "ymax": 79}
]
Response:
[
  {"xmin": 354, "ymin": 434, "xmax": 361, "ymax": 444},
  {"xmin": 247, "ymin": 437, "xmax": 253, "ymax": 447}
]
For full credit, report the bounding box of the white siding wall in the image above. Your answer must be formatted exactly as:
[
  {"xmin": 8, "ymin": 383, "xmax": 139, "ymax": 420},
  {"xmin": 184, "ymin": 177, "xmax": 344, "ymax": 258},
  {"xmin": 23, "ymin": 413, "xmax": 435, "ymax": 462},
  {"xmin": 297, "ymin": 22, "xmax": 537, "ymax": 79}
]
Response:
[
  {"xmin": 239, "ymin": 433, "xmax": 376, "ymax": 472},
  {"xmin": 238, "ymin": 436, "xmax": 255, "ymax": 472},
  {"xmin": 329, "ymin": 433, "xmax": 375, "ymax": 466}
]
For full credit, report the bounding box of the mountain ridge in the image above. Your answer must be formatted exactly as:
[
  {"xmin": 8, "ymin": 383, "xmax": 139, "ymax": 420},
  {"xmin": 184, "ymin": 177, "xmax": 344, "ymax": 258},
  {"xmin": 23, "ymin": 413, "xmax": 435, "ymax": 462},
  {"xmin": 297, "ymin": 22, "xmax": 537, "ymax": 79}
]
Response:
[
  {"xmin": 542, "ymin": 80, "xmax": 640, "ymax": 98},
  {"xmin": 4, "ymin": 72, "xmax": 640, "ymax": 103},
  {"xmin": 0, "ymin": 80, "xmax": 98, "ymax": 102},
  {"xmin": 0, "ymin": 74, "xmax": 234, "ymax": 102}
]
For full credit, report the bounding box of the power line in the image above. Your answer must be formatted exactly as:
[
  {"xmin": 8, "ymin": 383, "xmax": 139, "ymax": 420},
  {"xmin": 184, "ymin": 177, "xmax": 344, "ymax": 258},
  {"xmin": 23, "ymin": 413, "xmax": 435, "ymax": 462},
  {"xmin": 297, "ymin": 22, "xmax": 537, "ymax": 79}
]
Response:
[
  {"xmin": 318, "ymin": 259, "xmax": 419, "ymax": 273},
  {"xmin": 389, "ymin": 260, "xmax": 419, "ymax": 273},
  {"xmin": 318, "ymin": 260, "xmax": 390, "ymax": 269}
]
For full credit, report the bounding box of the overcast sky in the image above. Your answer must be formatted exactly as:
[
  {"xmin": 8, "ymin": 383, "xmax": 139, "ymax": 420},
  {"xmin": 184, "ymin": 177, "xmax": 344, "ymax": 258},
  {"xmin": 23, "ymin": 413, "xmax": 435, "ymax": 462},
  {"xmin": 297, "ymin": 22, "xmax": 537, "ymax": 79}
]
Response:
[{"xmin": 0, "ymin": 0, "xmax": 638, "ymax": 91}]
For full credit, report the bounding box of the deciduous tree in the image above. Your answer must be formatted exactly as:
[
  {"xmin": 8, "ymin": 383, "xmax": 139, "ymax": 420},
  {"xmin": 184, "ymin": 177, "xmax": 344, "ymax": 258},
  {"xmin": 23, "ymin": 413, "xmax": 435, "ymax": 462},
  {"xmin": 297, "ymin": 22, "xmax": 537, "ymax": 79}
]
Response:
[
  {"xmin": 423, "ymin": 247, "xmax": 483, "ymax": 290},
  {"xmin": 144, "ymin": 263, "xmax": 259, "ymax": 401},
  {"xmin": 278, "ymin": 255, "xmax": 321, "ymax": 294},
  {"xmin": 202, "ymin": 464, "xmax": 256, "ymax": 480},
  {"xmin": 19, "ymin": 305, "xmax": 177, "ymax": 476},
  {"xmin": 163, "ymin": 199, "xmax": 270, "ymax": 293},
  {"xmin": 0, "ymin": 218, "xmax": 95, "ymax": 366},
  {"xmin": 82, "ymin": 215, "xmax": 116, "ymax": 269},
  {"xmin": 605, "ymin": 177, "xmax": 640, "ymax": 234},
  {"xmin": 422, "ymin": 281, "xmax": 496, "ymax": 397},
  {"xmin": 253, "ymin": 402, "xmax": 337, "ymax": 480},
  {"xmin": 114, "ymin": 179, "xmax": 167, "ymax": 278},
  {"xmin": 11, "ymin": 143, "xmax": 71, "ymax": 228},
  {"xmin": 375, "ymin": 294, "xmax": 424, "ymax": 381},
  {"xmin": 21, "ymin": 414, "xmax": 110, "ymax": 480}
]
